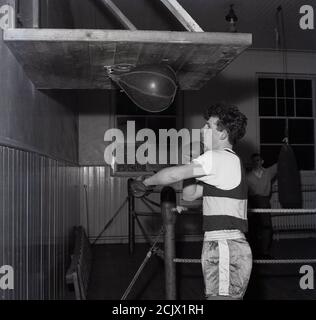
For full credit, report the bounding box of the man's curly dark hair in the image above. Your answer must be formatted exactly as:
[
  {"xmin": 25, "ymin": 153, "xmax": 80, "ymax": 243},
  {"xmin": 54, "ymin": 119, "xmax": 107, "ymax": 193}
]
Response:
[{"xmin": 204, "ymin": 103, "xmax": 248, "ymax": 145}]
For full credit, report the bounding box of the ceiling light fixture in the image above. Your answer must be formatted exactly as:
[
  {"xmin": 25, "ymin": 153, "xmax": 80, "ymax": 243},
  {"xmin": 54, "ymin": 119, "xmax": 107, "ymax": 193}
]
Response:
[{"xmin": 225, "ymin": 4, "xmax": 238, "ymax": 32}]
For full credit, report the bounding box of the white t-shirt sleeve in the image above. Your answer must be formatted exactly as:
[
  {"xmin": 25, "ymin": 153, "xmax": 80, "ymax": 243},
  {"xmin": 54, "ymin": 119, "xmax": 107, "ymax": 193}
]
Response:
[
  {"xmin": 192, "ymin": 150, "xmax": 241, "ymax": 190},
  {"xmin": 192, "ymin": 150, "xmax": 216, "ymax": 176}
]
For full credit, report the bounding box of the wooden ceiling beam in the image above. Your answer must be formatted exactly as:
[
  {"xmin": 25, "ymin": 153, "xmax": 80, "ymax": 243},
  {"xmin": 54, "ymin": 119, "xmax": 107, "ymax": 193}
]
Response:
[
  {"xmin": 32, "ymin": 0, "xmax": 40, "ymax": 28},
  {"xmin": 98, "ymin": 0, "xmax": 137, "ymax": 30},
  {"xmin": 4, "ymin": 29, "xmax": 251, "ymax": 45},
  {"xmin": 159, "ymin": 0, "xmax": 203, "ymax": 32}
]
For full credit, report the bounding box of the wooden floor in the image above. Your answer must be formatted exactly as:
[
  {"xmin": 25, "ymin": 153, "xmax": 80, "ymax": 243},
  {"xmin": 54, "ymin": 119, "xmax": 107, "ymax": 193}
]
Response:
[{"xmin": 86, "ymin": 239, "xmax": 316, "ymax": 300}]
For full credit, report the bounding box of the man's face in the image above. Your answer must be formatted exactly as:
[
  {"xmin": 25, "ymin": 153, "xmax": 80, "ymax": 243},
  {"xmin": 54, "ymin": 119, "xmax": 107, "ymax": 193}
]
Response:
[
  {"xmin": 201, "ymin": 117, "xmax": 222, "ymax": 150},
  {"xmin": 252, "ymin": 156, "xmax": 263, "ymax": 169}
]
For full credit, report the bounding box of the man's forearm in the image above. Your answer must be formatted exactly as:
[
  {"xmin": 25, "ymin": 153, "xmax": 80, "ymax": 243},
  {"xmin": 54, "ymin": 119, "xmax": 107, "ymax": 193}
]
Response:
[
  {"xmin": 143, "ymin": 166, "xmax": 186, "ymax": 186},
  {"xmin": 270, "ymin": 163, "xmax": 278, "ymax": 178}
]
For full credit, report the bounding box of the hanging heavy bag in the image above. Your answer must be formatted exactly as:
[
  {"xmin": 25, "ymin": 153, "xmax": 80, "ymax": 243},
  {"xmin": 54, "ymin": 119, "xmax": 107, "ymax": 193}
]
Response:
[{"xmin": 277, "ymin": 143, "xmax": 302, "ymax": 208}]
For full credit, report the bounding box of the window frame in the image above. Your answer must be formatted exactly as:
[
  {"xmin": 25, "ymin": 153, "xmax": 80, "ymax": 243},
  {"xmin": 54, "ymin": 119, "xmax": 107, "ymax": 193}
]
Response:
[{"xmin": 256, "ymin": 73, "xmax": 316, "ymax": 172}]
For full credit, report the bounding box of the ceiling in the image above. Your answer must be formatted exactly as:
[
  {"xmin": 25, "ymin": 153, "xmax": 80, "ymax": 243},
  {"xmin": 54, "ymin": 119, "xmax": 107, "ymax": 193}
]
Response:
[
  {"xmin": 49, "ymin": 0, "xmax": 316, "ymax": 51},
  {"xmin": 4, "ymin": 0, "xmax": 314, "ymax": 91}
]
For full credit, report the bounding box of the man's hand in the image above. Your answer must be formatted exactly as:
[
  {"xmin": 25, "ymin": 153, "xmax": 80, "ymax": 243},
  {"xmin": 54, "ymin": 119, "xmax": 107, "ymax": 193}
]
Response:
[{"xmin": 182, "ymin": 178, "xmax": 203, "ymax": 201}]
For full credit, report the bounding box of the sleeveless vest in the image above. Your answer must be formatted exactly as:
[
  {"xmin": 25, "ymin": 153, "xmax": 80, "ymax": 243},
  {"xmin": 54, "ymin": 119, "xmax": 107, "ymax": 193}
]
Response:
[{"xmin": 200, "ymin": 149, "xmax": 248, "ymax": 233}]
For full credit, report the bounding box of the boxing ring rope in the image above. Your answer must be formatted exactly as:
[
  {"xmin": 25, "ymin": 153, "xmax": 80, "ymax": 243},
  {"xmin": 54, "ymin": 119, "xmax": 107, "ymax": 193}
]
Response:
[
  {"xmin": 158, "ymin": 187, "xmax": 316, "ymax": 300},
  {"xmin": 173, "ymin": 258, "xmax": 316, "ymax": 264},
  {"xmin": 127, "ymin": 189, "xmax": 316, "ymax": 254},
  {"xmin": 249, "ymin": 208, "xmax": 316, "ymax": 214},
  {"xmin": 125, "ymin": 184, "xmax": 316, "ymax": 300}
]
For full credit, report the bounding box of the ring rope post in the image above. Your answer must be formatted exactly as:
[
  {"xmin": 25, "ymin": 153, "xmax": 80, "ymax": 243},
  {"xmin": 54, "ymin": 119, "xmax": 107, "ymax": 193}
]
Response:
[
  {"xmin": 127, "ymin": 178, "xmax": 136, "ymax": 254},
  {"xmin": 161, "ymin": 186, "xmax": 177, "ymax": 300}
]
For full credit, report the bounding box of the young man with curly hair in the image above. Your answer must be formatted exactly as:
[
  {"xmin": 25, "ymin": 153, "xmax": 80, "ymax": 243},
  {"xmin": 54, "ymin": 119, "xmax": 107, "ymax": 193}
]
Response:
[{"xmin": 132, "ymin": 103, "xmax": 252, "ymax": 300}]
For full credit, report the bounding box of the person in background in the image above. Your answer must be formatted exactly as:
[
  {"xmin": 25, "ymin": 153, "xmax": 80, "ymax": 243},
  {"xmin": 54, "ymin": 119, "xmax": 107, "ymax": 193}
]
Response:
[{"xmin": 246, "ymin": 153, "xmax": 277, "ymax": 258}]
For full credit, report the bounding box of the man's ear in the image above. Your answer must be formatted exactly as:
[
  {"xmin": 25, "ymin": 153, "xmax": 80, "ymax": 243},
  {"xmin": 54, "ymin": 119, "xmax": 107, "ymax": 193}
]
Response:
[{"xmin": 219, "ymin": 130, "xmax": 228, "ymax": 140}]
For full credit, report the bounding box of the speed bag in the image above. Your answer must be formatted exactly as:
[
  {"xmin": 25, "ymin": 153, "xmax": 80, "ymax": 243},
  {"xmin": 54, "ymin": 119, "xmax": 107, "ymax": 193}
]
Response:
[{"xmin": 110, "ymin": 64, "xmax": 178, "ymax": 113}]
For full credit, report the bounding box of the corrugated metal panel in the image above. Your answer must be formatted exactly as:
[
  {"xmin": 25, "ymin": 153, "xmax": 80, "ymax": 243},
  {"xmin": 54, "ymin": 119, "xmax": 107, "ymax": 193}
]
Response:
[
  {"xmin": 0, "ymin": 146, "xmax": 80, "ymax": 300},
  {"xmin": 79, "ymin": 166, "xmax": 165, "ymax": 244},
  {"xmin": 80, "ymin": 167, "xmax": 128, "ymax": 242},
  {"xmin": 79, "ymin": 166, "xmax": 129, "ymax": 243}
]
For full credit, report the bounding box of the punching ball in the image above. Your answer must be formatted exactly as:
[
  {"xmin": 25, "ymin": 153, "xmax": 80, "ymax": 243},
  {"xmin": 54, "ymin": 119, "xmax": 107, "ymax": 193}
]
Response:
[
  {"xmin": 277, "ymin": 143, "xmax": 302, "ymax": 208},
  {"xmin": 109, "ymin": 64, "xmax": 178, "ymax": 113}
]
